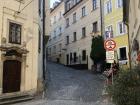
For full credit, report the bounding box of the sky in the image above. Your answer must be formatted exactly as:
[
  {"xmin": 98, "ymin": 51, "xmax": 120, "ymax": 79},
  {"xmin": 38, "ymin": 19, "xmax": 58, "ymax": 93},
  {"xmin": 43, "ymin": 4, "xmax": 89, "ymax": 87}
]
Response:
[{"xmin": 50, "ymin": 0, "xmax": 59, "ymax": 8}]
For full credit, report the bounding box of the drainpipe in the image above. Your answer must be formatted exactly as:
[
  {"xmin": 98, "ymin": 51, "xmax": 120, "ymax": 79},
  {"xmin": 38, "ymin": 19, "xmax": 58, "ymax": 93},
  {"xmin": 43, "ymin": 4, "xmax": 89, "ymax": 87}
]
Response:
[
  {"xmin": 100, "ymin": 0, "xmax": 104, "ymax": 38},
  {"xmin": 42, "ymin": 0, "xmax": 46, "ymax": 80},
  {"xmin": 126, "ymin": 23, "xmax": 132, "ymax": 69}
]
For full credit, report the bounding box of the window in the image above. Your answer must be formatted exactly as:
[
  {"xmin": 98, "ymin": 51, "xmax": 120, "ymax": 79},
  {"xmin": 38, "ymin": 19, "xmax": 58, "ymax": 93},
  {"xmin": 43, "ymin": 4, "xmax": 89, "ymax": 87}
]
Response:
[
  {"xmin": 106, "ymin": 0, "xmax": 112, "ymax": 14},
  {"xmin": 139, "ymin": 0, "xmax": 140, "ymax": 9},
  {"xmin": 59, "ymin": 27, "xmax": 62, "ymax": 35},
  {"xmin": 59, "ymin": 43, "xmax": 62, "ymax": 52},
  {"xmin": 54, "ymin": 30, "xmax": 56, "ymax": 38},
  {"xmin": 54, "ymin": 16, "xmax": 56, "ymax": 23},
  {"xmin": 66, "ymin": 1, "xmax": 71, "ymax": 11},
  {"xmin": 9, "ymin": 22, "xmax": 21, "ymax": 44},
  {"xmin": 59, "ymin": 11, "xmax": 62, "ymax": 19},
  {"xmin": 93, "ymin": 22, "xmax": 98, "ymax": 33},
  {"xmin": 105, "ymin": 25, "xmax": 113, "ymax": 39},
  {"xmin": 53, "ymin": 46, "xmax": 56, "ymax": 54},
  {"xmin": 66, "ymin": 36, "xmax": 69, "ymax": 44},
  {"xmin": 93, "ymin": 0, "xmax": 97, "ymax": 10},
  {"xmin": 73, "ymin": 12, "xmax": 76, "ymax": 23},
  {"xmin": 118, "ymin": 22, "xmax": 126, "ymax": 35},
  {"xmin": 82, "ymin": 6, "xmax": 86, "ymax": 17},
  {"xmin": 66, "ymin": 18, "xmax": 69, "ymax": 28},
  {"xmin": 117, "ymin": 0, "xmax": 123, "ymax": 8},
  {"xmin": 82, "ymin": 27, "xmax": 86, "ymax": 38},
  {"xmin": 49, "ymin": 48, "xmax": 51, "ymax": 55},
  {"xmin": 38, "ymin": 0, "xmax": 41, "ymax": 16},
  {"xmin": 73, "ymin": 52, "xmax": 77, "ymax": 63},
  {"xmin": 119, "ymin": 47, "xmax": 127, "ymax": 60},
  {"xmin": 82, "ymin": 50, "xmax": 86, "ymax": 61},
  {"xmin": 73, "ymin": 32, "xmax": 77, "ymax": 42},
  {"xmin": 70, "ymin": 53, "xmax": 73, "ymax": 63}
]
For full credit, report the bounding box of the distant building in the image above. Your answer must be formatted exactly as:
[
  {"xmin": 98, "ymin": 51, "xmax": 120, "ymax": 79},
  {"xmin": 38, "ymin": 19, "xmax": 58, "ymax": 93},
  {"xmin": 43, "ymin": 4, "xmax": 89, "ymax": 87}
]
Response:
[
  {"xmin": 47, "ymin": 0, "xmax": 65, "ymax": 64},
  {"xmin": 123, "ymin": 0, "xmax": 140, "ymax": 68},
  {"xmin": 63, "ymin": 0, "xmax": 102, "ymax": 69},
  {"xmin": 0, "ymin": 0, "xmax": 39, "ymax": 95},
  {"xmin": 104, "ymin": 0, "xmax": 129, "ymax": 68}
]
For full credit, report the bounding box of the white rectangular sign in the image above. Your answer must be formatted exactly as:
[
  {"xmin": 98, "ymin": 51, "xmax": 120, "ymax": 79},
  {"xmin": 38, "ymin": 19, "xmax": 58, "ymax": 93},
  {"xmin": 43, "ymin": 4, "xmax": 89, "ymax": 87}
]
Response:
[{"xmin": 106, "ymin": 51, "xmax": 115, "ymax": 63}]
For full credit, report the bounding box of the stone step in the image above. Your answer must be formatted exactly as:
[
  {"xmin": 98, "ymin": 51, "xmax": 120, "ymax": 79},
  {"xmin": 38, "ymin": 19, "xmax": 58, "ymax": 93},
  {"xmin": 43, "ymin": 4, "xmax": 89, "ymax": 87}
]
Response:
[{"xmin": 0, "ymin": 93, "xmax": 33, "ymax": 105}]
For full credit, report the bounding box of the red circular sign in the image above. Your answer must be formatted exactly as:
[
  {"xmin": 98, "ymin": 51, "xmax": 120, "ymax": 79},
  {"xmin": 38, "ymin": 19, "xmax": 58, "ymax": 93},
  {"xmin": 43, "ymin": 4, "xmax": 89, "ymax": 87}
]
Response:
[{"xmin": 104, "ymin": 39, "xmax": 116, "ymax": 51}]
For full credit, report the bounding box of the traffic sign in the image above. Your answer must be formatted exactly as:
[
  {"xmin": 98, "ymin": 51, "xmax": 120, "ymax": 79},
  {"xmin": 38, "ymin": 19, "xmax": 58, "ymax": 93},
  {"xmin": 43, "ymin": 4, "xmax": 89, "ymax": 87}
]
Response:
[
  {"xmin": 104, "ymin": 39, "xmax": 116, "ymax": 51},
  {"xmin": 106, "ymin": 51, "xmax": 115, "ymax": 63}
]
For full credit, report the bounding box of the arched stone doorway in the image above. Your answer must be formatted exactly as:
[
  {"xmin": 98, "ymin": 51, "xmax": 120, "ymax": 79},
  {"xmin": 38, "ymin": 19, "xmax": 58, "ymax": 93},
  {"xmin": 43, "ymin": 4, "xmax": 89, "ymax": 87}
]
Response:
[
  {"xmin": 0, "ymin": 45, "xmax": 28, "ymax": 94},
  {"xmin": 3, "ymin": 60, "xmax": 21, "ymax": 93}
]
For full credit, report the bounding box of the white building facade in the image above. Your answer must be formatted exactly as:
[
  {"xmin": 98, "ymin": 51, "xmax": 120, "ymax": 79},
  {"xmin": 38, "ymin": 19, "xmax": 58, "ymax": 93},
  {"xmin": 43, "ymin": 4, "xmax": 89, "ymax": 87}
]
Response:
[
  {"xmin": 47, "ymin": 1, "xmax": 65, "ymax": 64},
  {"xmin": 63, "ymin": 0, "xmax": 101, "ymax": 69}
]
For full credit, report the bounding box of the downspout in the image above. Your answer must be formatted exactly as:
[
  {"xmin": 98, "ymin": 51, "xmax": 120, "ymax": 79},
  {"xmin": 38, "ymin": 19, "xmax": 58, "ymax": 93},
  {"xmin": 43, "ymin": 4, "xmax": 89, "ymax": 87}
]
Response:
[
  {"xmin": 100, "ymin": 0, "xmax": 104, "ymax": 38},
  {"xmin": 42, "ymin": 0, "xmax": 46, "ymax": 80},
  {"xmin": 125, "ymin": 23, "xmax": 132, "ymax": 69},
  {"xmin": 123, "ymin": 0, "xmax": 131, "ymax": 69}
]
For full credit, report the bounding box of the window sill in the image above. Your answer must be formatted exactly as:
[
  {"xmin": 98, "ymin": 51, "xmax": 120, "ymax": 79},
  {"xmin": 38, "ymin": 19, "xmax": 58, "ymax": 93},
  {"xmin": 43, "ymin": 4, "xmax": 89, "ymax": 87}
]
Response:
[
  {"xmin": 58, "ymin": 33, "xmax": 62, "ymax": 36},
  {"xmin": 15, "ymin": 0, "xmax": 25, "ymax": 4},
  {"xmin": 115, "ymin": 33, "xmax": 127, "ymax": 37},
  {"xmin": 80, "ymin": 15, "xmax": 87, "ymax": 19},
  {"xmin": 66, "ymin": 25, "xmax": 70, "ymax": 28},
  {"xmin": 105, "ymin": 12, "xmax": 112, "ymax": 15},
  {"xmin": 72, "ymin": 40, "xmax": 77, "ymax": 42},
  {"xmin": 53, "ymin": 37, "xmax": 56, "ymax": 39},
  {"xmin": 81, "ymin": 36, "xmax": 86, "ymax": 39},
  {"xmin": 72, "ymin": 21, "xmax": 77, "ymax": 24},
  {"xmin": 91, "ymin": 7, "xmax": 98, "ymax": 12},
  {"xmin": 9, "ymin": 42, "xmax": 21, "ymax": 45}
]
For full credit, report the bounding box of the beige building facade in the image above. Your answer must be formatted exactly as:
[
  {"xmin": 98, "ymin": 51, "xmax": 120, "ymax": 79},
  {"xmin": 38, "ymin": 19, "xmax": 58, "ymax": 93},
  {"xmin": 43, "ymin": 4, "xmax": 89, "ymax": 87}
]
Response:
[
  {"xmin": 63, "ymin": 0, "xmax": 101, "ymax": 69},
  {"xmin": 38, "ymin": 0, "xmax": 50, "ymax": 92},
  {"xmin": 123, "ymin": 0, "xmax": 140, "ymax": 68},
  {"xmin": 0, "ymin": 0, "xmax": 40, "ymax": 95},
  {"xmin": 47, "ymin": 1, "xmax": 65, "ymax": 64}
]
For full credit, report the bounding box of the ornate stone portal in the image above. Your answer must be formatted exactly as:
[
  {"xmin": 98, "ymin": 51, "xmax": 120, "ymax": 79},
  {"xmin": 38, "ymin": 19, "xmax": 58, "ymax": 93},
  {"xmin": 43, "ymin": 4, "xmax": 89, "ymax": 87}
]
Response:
[{"xmin": 0, "ymin": 45, "xmax": 29, "ymax": 94}]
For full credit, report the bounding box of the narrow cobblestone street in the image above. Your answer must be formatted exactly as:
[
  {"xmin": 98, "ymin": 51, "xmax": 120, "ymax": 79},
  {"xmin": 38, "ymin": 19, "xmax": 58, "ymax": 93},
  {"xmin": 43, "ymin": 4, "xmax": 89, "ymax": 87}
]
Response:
[{"xmin": 14, "ymin": 62, "xmax": 113, "ymax": 105}]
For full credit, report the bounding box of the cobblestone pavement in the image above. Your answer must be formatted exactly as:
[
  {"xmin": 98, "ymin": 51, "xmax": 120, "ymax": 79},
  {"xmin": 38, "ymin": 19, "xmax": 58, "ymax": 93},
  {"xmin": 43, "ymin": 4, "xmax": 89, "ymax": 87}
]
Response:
[{"xmin": 14, "ymin": 62, "xmax": 113, "ymax": 105}]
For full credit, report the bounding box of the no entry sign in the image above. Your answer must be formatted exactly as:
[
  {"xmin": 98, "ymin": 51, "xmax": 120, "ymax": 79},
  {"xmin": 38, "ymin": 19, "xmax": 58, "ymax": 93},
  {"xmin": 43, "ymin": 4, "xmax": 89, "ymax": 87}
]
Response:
[{"xmin": 104, "ymin": 39, "xmax": 116, "ymax": 51}]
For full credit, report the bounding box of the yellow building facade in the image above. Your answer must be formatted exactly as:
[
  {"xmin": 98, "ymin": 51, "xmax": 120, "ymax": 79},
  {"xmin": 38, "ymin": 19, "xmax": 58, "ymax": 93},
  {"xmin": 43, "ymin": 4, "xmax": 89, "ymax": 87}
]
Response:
[{"xmin": 104, "ymin": 0, "xmax": 129, "ymax": 67}]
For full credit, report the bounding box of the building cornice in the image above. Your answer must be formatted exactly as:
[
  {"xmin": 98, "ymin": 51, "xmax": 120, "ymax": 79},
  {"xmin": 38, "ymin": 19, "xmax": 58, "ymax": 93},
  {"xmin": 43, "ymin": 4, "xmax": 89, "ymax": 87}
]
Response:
[
  {"xmin": 63, "ymin": 0, "xmax": 83, "ymax": 16},
  {"xmin": 50, "ymin": 0, "xmax": 64, "ymax": 13}
]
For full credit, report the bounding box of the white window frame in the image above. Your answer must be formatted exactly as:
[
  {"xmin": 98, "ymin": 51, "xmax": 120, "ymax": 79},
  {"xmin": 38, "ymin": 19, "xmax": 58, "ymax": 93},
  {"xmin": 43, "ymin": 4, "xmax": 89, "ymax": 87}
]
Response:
[
  {"xmin": 117, "ymin": 21, "xmax": 126, "ymax": 36},
  {"xmin": 105, "ymin": 24, "xmax": 114, "ymax": 38},
  {"xmin": 82, "ymin": 6, "xmax": 86, "ymax": 17},
  {"xmin": 116, "ymin": 0, "xmax": 123, "ymax": 8},
  {"xmin": 73, "ymin": 12, "xmax": 77, "ymax": 23},
  {"xmin": 106, "ymin": 0, "xmax": 112, "ymax": 14},
  {"xmin": 117, "ymin": 46, "xmax": 128, "ymax": 61}
]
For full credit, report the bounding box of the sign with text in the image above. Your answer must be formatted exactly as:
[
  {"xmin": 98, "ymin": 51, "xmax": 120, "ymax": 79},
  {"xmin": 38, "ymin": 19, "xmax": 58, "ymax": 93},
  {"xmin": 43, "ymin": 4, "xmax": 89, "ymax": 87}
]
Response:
[{"xmin": 106, "ymin": 51, "xmax": 115, "ymax": 63}]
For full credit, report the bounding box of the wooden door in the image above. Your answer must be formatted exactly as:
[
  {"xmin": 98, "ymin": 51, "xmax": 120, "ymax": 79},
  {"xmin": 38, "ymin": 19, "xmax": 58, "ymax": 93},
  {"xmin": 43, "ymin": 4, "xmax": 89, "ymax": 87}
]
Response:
[
  {"xmin": 3, "ymin": 60, "xmax": 21, "ymax": 93},
  {"xmin": 66, "ymin": 54, "xmax": 69, "ymax": 65}
]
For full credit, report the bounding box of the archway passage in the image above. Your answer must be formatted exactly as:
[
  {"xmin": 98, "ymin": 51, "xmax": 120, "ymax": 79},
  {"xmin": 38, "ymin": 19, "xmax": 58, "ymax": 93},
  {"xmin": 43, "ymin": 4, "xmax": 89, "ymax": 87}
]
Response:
[{"xmin": 3, "ymin": 60, "xmax": 21, "ymax": 93}]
